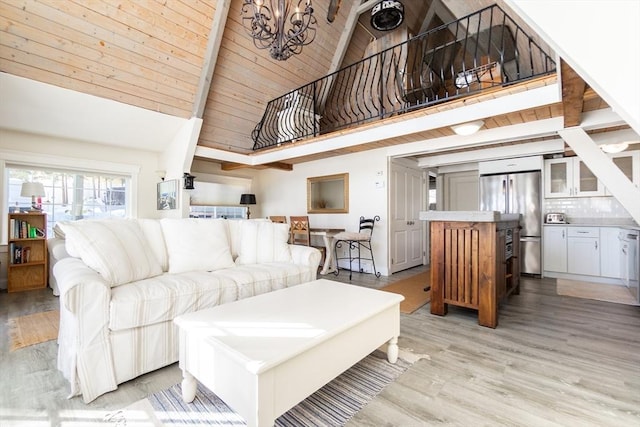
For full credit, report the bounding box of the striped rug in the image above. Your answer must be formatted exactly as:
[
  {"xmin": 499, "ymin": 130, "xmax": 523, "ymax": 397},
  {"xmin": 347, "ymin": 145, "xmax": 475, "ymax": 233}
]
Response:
[{"xmin": 148, "ymin": 351, "xmax": 411, "ymax": 426}]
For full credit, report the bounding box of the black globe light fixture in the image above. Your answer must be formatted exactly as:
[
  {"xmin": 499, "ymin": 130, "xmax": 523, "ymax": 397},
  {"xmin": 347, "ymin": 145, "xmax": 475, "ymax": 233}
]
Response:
[
  {"xmin": 241, "ymin": 0, "xmax": 317, "ymax": 61},
  {"xmin": 371, "ymin": 1, "xmax": 404, "ymax": 31}
]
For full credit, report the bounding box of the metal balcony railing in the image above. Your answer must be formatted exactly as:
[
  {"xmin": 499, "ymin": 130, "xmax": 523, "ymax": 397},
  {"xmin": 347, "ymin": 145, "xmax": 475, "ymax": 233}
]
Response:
[{"xmin": 251, "ymin": 4, "xmax": 556, "ymax": 151}]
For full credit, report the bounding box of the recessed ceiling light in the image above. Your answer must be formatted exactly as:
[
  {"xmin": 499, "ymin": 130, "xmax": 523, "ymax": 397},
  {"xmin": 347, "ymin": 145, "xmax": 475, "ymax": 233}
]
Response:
[
  {"xmin": 600, "ymin": 142, "xmax": 629, "ymax": 153},
  {"xmin": 451, "ymin": 120, "xmax": 485, "ymax": 136}
]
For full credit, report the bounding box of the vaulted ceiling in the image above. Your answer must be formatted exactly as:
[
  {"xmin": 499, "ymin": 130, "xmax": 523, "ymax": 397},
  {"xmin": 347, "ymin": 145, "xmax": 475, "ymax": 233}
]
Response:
[{"xmin": 0, "ymin": 0, "xmax": 617, "ymax": 165}]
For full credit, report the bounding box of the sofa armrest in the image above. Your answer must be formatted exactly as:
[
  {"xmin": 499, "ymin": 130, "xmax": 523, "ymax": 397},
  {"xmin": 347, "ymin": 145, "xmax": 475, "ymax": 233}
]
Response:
[
  {"xmin": 54, "ymin": 257, "xmax": 117, "ymax": 402},
  {"xmin": 47, "ymin": 237, "xmax": 70, "ymax": 296},
  {"xmin": 289, "ymin": 244, "xmax": 322, "ymax": 270},
  {"xmin": 55, "ymin": 258, "xmax": 111, "ymax": 312}
]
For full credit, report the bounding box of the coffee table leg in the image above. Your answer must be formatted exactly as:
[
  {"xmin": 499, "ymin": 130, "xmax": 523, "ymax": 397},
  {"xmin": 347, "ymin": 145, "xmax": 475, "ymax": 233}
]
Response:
[
  {"xmin": 181, "ymin": 370, "xmax": 197, "ymax": 403},
  {"xmin": 387, "ymin": 336, "xmax": 398, "ymax": 363}
]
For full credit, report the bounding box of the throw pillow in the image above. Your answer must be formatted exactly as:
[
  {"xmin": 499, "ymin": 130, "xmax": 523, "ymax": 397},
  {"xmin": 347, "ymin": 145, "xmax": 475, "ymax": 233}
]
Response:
[
  {"xmin": 59, "ymin": 219, "xmax": 163, "ymax": 287},
  {"xmin": 160, "ymin": 218, "xmax": 235, "ymax": 274},
  {"xmin": 236, "ymin": 220, "xmax": 292, "ymax": 264},
  {"xmin": 137, "ymin": 219, "xmax": 169, "ymax": 272}
]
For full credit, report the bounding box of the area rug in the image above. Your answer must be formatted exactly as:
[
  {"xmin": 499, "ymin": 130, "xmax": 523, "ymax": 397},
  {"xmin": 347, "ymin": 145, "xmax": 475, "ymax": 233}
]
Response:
[
  {"xmin": 145, "ymin": 351, "xmax": 412, "ymax": 427},
  {"xmin": 557, "ymin": 279, "xmax": 638, "ymax": 306},
  {"xmin": 380, "ymin": 271, "xmax": 431, "ymax": 314},
  {"xmin": 7, "ymin": 309, "xmax": 59, "ymax": 351}
]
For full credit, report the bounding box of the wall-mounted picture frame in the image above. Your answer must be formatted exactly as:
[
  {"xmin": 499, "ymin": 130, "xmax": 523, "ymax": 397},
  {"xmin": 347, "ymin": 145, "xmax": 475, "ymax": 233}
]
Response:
[{"xmin": 157, "ymin": 179, "xmax": 178, "ymax": 210}]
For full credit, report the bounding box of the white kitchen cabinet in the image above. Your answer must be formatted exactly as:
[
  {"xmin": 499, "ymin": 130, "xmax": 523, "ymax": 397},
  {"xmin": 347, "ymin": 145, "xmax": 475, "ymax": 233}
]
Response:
[
  {"xmin": 604, "ymin": 150, "xmax": 640, "ymax": 195},
  {"xmin": 544, "ymin": 157, "xmax": 603, "ymax": 198},
  {"xmin": 600, "ymin": 227, "xmax": 622, "ymax": 278},
  {"xmin": 567, "ymin": 227, "xmax": 600, "ymax": 276},
  {"xmin": 543, "ymin": 226, "xmax": 567, "ymax": 272}
]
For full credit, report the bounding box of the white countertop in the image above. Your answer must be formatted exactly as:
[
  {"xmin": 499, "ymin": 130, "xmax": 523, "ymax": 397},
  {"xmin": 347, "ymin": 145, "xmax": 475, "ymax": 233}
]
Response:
[
  {"xmin": 544, "ymin": 223, "xmax": 640, "ymax": 231},
  {"xmin": 419, "ymin": 211, "xmax": 521, "ymax": 222}
]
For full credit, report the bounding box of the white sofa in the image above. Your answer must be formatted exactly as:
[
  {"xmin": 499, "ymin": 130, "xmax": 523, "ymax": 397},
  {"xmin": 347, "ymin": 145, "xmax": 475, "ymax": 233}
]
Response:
[{"xmin": 52, "ymin": 217, "xmax": 321, "ymax": 403}]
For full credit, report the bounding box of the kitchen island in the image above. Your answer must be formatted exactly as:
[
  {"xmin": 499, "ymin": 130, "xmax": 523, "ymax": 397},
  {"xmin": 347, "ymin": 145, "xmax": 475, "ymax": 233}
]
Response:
[{"xmin": 420, "ymin": 211, "xmax": 521, "ymax": 328}]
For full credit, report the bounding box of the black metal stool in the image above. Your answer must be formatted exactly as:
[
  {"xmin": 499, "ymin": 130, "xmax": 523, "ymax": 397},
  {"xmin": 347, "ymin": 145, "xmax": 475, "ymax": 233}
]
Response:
[{"xmin": 333, "ymin": 215, "xmax": 381, "ymax": 280}]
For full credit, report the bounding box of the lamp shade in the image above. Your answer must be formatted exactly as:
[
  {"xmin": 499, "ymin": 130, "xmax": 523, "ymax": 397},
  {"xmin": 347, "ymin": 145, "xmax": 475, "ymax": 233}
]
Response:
[
  {"xmin": 21, "ymin": 182, "xmax": 46, "ymax": 197},
  {"xmin": 240, "ymin": 194, "xmax": 256, "ymax": 205}
]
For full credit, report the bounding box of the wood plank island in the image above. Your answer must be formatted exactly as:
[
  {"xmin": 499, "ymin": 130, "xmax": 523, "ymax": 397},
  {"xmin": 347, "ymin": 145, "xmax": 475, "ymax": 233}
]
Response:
[{"xmin": 420, "ymin": 211, "xmax": 521, "ymax": 328}]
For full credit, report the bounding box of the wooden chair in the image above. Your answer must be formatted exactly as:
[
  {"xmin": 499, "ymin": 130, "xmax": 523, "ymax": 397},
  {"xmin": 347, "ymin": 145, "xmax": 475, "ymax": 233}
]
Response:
[
  {"xmin": 289, "ymin": 215, "xmax": 326, "ymax": 265},
  {"xmin": 269, "ymin": 216, "xmax": 287, "ymax": 224}
]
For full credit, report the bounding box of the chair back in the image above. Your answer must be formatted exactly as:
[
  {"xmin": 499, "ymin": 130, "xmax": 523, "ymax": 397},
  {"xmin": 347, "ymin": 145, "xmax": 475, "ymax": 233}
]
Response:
[
  {"xmin": 358, "ymin": 215, "xmax": 380, "ymax": 240},
  {"xmin": 269, "ymin": 216, "xmax": 287, "ymax": 224},
  {"xmin": 289, "ymin": 216, "xmax": 311, "ymax": 246}
]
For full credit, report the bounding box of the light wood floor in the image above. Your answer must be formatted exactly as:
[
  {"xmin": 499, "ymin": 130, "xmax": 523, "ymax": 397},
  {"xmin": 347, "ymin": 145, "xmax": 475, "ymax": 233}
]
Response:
[{"xmin": 1, "ymin": 266, "xmax": 639, "ymax": 426}]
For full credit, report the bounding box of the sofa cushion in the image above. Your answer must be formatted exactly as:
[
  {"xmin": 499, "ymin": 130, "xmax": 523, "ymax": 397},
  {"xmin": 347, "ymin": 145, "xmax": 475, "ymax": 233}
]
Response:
[
  {"xmin": 137, "ymin": 219, "xmax": 169, "ymax": 272},
  {"xmin": 213, "ymin": 263, "xmax": 312, "ymax": 298},
  {"xmin": 58, "ymin": 219, "xmax": 163, "ymax": 287},
  {"xmin": 226, "ymin": 218, "xmax": 271, "ymax": 259},
  {"xmin": 235, "ymin": 220, "xmax": 292, "ymax": 265},
  {"xmin": 109, "ymin": 263, "xmax": 312, "ymax": 331},
  {"xmin": 109, "ymin": 271, "xmax": 239, "ymax": 331},
  {"xmin": 160, "ymin": 218, "xmax": 235, "ymax": 274}
]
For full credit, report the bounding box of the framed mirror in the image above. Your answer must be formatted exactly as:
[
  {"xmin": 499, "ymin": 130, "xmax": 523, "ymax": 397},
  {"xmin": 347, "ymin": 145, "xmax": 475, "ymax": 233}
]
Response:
[{"xmin": 307, "ymin": 173, "xmax": 349, "ymax": 214}]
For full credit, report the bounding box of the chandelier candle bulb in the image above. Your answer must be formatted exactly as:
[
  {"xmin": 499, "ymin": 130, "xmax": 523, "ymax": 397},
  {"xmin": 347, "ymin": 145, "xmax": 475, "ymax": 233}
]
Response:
[{"xmin": 242, "ymin": 0, "xmax": 317, "ymax": 61}]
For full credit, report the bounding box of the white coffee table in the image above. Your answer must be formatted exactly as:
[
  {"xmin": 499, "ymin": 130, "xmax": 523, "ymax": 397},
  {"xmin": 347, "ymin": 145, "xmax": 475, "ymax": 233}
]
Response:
[{"xmin": 174, "ymin": 279, "xmax": 404, "ymax": 427}]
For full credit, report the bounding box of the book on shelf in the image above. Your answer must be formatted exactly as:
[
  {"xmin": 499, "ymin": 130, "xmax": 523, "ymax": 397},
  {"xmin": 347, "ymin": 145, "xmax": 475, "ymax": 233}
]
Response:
[
  {"xmin": 9, "ymin": 219, "xmax": 44, "ymax": 239},
  {"xmin": 23, "ymin": 246, "xmax": 31, "ymax": 263},
  {"xmin": 9, "ymin": 244, "xmax": 33, "ymax": 264}
]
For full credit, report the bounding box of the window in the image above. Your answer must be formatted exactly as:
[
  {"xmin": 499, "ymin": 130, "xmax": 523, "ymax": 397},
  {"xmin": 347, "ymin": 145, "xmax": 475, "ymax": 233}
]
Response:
[
  {"xmin": 7, "ymin": 166, "xmax": 130, "ymax": 236},
  {"xmin": 189, "ymin": 205, "xmax": 246, "ymax": 219}
]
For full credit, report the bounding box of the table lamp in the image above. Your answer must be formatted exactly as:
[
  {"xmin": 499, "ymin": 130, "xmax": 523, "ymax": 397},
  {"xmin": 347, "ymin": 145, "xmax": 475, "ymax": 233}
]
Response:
[
  {"xmin": 240, "ymin": 193, "xmax": 256, "ymax": 219},
  {"xmin": 21, "ymin": 182, "xmax": 46, "ymax": 211}
]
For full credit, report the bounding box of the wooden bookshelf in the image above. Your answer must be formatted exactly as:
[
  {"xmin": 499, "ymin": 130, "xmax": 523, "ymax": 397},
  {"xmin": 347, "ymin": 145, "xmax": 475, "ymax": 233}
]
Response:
[{"xmin": 7, "ymin": 212, "xmax": 48, "ymax": 292}]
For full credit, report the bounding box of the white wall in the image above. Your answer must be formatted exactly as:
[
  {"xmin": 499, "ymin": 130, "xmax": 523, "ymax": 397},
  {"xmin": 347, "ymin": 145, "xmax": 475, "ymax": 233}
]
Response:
[
  {"xmin": 0, "ymin": 130, "xmax": 167, "ymax": 289},
  {"xmin": 0, "ymin": 130, "xmax": 163, "ymax": 221},
  {"xmin": 254, "ymin": 149, "xmax": 390, "ymax": 275}
]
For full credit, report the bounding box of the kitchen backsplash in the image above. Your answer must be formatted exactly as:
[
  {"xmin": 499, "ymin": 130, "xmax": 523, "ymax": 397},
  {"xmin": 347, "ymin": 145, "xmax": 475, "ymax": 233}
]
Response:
[{"xmin": 544, "ymin": 197, "xmax": 635, "ymax": 224}]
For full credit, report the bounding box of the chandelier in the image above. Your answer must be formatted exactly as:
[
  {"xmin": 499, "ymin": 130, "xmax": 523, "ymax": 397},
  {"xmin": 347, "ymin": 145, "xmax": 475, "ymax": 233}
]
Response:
[{"xmin": 241, "ymin": 0, "xmax": 317, "ymax": 61}]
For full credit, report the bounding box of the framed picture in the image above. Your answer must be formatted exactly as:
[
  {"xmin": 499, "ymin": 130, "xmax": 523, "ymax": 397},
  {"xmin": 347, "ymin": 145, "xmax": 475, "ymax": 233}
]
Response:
[{"xmin": 157, "ymin": 180, "xmax": 178, "ymax": 210}]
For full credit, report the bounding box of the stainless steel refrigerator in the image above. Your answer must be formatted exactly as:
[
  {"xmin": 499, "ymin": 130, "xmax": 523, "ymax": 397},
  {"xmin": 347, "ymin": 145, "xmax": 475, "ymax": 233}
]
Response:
[{"xmin": 480, "ymin": 171, "xmax": 542, "ymax": 275}]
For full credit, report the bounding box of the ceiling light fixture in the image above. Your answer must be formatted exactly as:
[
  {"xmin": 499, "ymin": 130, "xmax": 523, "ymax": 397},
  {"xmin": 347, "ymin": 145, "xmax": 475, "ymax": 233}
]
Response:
[
  {"xmin": 371, "ymin": 1, "xmax": 404, "ymax": 31},
  {"xmin": 451, "ymin": 120, "xmax": 485, "ymax": 136},
  {"xmin": 600, "ymin": 142, "xmax": 629, "ymax": 154},
  {"xmin": 241, "ymin": 0, "xmax": 317, "ymax": 61}
]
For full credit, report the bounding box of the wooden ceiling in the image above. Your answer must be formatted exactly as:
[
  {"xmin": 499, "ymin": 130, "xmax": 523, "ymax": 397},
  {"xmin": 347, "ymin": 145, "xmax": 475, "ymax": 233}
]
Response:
[{"xmin": 0, "ymin": 0, "xmax": 608, "ymax": 165}]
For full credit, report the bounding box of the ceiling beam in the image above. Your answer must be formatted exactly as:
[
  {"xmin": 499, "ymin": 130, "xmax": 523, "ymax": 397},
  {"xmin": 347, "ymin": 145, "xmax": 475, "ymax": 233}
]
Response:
[
  {"xmin": 560, "ymin": 59, "xmax": 586, "ymax": 128},
  {"xmin": 220, "ymin": 161, "xmax": 293, "ymax": 171},
  {"xmin": 192, "ymin": 0, "xmax": 232, "ymax": 118},
  {"xmin": 559, "ymin": 127, "xmax": 640, "ymax": 225},
  {"xmin": 420, "ymin": 0, "xmax": 456, "ymax": 34},
  {"xmin": 328, "ymin": 1, "xmax": 369, "ymax": 74},
  {"xmin": 328, "ymin": 0, "xmax": 341, "ymax": 22}
]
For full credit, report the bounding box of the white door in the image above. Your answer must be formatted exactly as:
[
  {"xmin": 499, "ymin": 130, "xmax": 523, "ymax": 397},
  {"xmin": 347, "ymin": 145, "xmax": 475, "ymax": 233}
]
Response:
[{"xmin": 389, "ymin": 161, "xmax": 425, "ymax": 274}]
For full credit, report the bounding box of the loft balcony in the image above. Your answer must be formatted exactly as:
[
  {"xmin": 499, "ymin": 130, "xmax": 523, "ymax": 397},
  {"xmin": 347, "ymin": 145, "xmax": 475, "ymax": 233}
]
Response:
[{"xmin": 251, "ymin": 4, "xmax": 556, "ymax": 151}]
